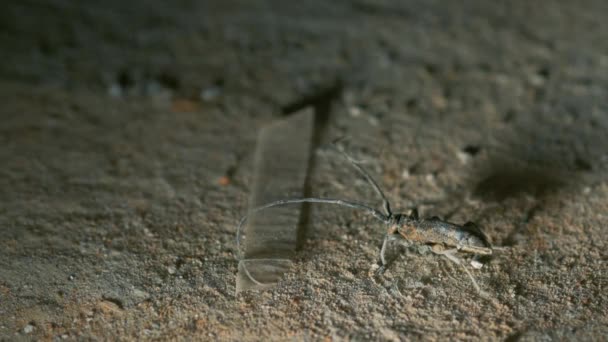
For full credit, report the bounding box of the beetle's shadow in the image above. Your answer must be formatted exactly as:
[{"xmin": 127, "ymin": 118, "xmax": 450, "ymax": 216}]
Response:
[
  {"xmin": 470, "ymin": 160, "xmax": 567, "ymax": 203},
  {"xmin": 465, "ymin": 158, "xmax": 568, "ymax": 247},
  {"xmin": 458, "ymin": 115, "xmax": 604, "ymax": 246}
]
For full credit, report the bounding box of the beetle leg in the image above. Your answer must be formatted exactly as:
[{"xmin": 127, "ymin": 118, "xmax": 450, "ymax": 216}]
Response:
[
  {"xmin": 380, "ymin": 226, "xmax": 399, "ymax": 265},
  {"xmin": 380, "ymin": 234, "xmax": 390, "ymax": 266},
  {"xmin": 432, "ymin": 248, "xmax": 482, "ymax": 293},
  {"xmin": 376, "ymin": 235, "xmax": 402, "ymax": 275}
]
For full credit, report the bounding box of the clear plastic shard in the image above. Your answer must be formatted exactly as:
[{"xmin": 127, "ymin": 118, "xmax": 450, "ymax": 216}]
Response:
[{"xmin": 236, "ymin": 108, "xmax": 314, "ymax": 293}]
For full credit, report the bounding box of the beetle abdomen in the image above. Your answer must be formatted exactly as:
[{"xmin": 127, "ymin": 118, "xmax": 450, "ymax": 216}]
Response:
[{"xmin": 397, "ymin": 216, "xmax": 492, "ymax": 255}]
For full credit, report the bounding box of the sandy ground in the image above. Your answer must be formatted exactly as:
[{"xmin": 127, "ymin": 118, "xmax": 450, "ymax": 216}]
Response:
[{"xmin": 1, "ymin": 0, "xmax": 607, "ymax": 340}]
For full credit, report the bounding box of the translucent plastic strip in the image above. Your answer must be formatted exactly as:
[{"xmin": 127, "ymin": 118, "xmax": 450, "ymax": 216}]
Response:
[{"xmin": 236, "ymin": 108, "xmax": 314, "ymax": 292}]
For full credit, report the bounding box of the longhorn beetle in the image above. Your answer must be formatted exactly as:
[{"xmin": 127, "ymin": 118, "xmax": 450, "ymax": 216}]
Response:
[{"xmin": 237, "ymin": 144, "xmax": 493, "ymax": 292}]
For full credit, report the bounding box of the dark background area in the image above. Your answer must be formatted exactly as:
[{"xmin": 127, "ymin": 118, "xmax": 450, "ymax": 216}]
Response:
[{"xmin": 1, "ymin": 0, "xmax": 607, "ymax": 340}]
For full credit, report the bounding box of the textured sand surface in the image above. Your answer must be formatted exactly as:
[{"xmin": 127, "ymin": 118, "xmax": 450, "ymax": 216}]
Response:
[{"xmin": 1, "ymin": 1, "xmax": 607, "ymax": 340}]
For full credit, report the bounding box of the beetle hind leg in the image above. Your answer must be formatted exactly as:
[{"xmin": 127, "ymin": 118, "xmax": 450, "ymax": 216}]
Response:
[{"xmin": 432, "ymin": 248, "xmax": 482, "ymax": 294}]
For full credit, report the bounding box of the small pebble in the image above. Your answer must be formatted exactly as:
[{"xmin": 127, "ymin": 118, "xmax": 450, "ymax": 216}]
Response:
[
  {"xmin": 368, "ymin": 116, "xmax": 379, "ymax": 126},
  {"xmin": 431, "ymin": 93, "xmax": 447, "ymax": 110},
  {"xmin": 108, "ymin": 84, "xmax": 123, "ymax": 98},
  {"xmin": 171, "ymin": 98, "xmax": 200, "ymax": 112},
  {"xmin": 167, "ymin": 266, "xmax": 176, "ymax": 275},
  {"xmin": 457, "ymin": 151, "xmax": 471, "ymax": 164},
  {"xmin": 23, "ymin": 324, "xmax": 34, "ymax": 334},
  {"xmin": 200, "ymin": 86, "xmax": 221, "ymax": 101},
  {"xmin": 528, "ymin": 73, "xmax": 545, "ymax": 87},
  {"xmin": 132, "ymin": 288, "xmax": 149, "ymax": 300},
  {"xmin": 470, "ymin": 259, "xmax": 484, "ymax": 269},
  {"xmin": 348, "ymin": 106, "xmax": 362, "ymax": 117}
]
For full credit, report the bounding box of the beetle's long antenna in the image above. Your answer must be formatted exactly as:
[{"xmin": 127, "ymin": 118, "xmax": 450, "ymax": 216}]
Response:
[
  {"xmin": 236, "ymin": 197, "xmax": 390, "ymax": 260},
  {"xmin": 334, "ymin": 143, "xmax": 392, "ymax": 218}
]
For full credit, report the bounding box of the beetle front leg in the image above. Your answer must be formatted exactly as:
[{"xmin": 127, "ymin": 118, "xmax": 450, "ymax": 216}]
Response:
[{"xmin": 380, "ymin": 225, "xmax": 399, "ymax": 266}]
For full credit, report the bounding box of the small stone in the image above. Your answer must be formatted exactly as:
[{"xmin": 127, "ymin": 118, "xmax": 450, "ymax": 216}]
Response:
[
  {"xmin": 108, "ymin": 84, "xmax": 123, "ymax": 98},
  {"xmin": 98, "ymin": 300, "xmax": 123, "ymax": 315},
  {"xmin": 200, "ymin": 86, "xmax": 221, "ymax": 101},
  {"xmin": 431, "ymin": 92, "xmax": 447, "ymax": 110},
  {"xmin": 167, "ymin": 266, "xmax": 176, "ymax": 275},
  {"xmin": 23, "ymin": 324, "xmax": 34, "ymax": 334},
  {"xmin": 457, "ymin": 151, "xmax": 471, "ymax": 164},
  {"xmin": 171, "ymin": 98, "xmax": 200, "ymax": 113},
  {"xmin": 145, "ymin": 81, "xmax": 162, "ymax": 96},
  {"xmin": 471, "ymin": 259, "xmax": 484, "ymax": 269},
  {"xmin": 349, "ymin": 106, "xmax": 362, "ymax": 117},
  {"xmin": 368, "ymin": 115, "xmax": 379, "ymax": 126},
  {"xmin": 528, "ymin": 73, "xmax": 545, "ymax": 87},
  {"xmin": 218, "ymin": 176, "xmax": 230, "ymax": 186},
  {"xmin": 143, "ymin": 227, "xmax": 154, "ymax": 237},
  {"xmin": 132, "ymin": 288, "xmax": 150, "ymax": 301}
]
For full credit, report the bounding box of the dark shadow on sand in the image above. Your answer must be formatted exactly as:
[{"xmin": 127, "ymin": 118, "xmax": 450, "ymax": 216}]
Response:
[{"xmin": 280, "ymin": 80, "xmax": 343, "ymax": 251}]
